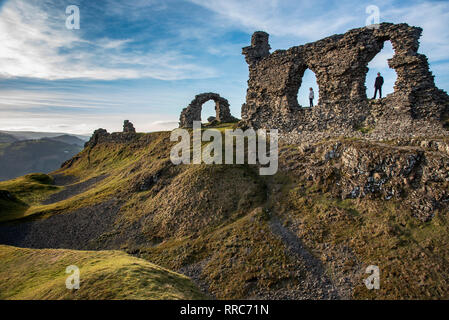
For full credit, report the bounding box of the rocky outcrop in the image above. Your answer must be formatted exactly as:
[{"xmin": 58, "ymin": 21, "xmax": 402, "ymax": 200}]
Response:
[
  {"xmin": 84, "ymin": 128, "xmax": 109, "ymax": 148},
  {"xmin": 242, "ymin": 31, "xmax": 271, "ymax": 65},
  {"xmin": 85, "ymin": 121, "xmax": 139, "ymax": 148},
  {"xmin": 280, "ymin": 137, "xmax": 449, "ymax": 222},
  {"xmin": 241, "ymin": 23, "xmax": 449, "ymax": 139},
  {"xmin": 123, "ymin": 120, "xmax": 136, "ymax": 133},
  {"xmin": 179, "ymin": 93, "xmax": 237, "ymax": 127}
]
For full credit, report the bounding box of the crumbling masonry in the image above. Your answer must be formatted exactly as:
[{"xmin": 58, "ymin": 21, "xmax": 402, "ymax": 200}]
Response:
[
  {"xmin": 179, "ymin": 92, "xmax": 237, "ymax": 127},
  {"xmin": 241, "ymin": 23, "xmax": 449, "ymax": 139}
]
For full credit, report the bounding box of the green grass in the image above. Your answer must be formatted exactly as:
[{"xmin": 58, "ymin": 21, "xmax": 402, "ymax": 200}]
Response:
[
  {"xmin": 0, "ymin": 125, "xmax": 254, "ymax": 224},
  {"xmin": 274, "ymin": 180, "xmax": 449, "ymax": 299},
  {"xmin": 0, "ymin": 191, "xmax": 29, "ymax": 222},
  {"xmin": 0, "ymin": 173, "xmax": 61, "ymax": 222},
  {"xmin": 355, "ymin": 126, "xmax": 374, "ymax": 134},
  {"xmin": 140, "ymin": 207, "xmax": 297, "ymax": 299},
  {"xmin": 0, "ymin": 173, "xmax": 58, "ymax": 203},
  {"xmin": 0, "ymin": 245, "xmax": 206, "ymax": 300},
  {"xmin": 3, "ymin": 128, "xmax": 449, "ymax": 299},
  {"xmin": 0, "ymin": 133, "xmax": 172, "ymax": 222}
]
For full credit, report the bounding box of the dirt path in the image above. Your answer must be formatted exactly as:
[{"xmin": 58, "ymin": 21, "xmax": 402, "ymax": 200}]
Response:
[
  {"xmin": 0, "ymin": 199, "xmax": 122, "ymax": 250},
  {"xmin": 178, "ymin": 258, "xmax": 215, "ymax": 299},
  {"xmin": 50, "ymin": 173, "xmax": 78, "ymax": 186},
  {"xmin": 43, "ymin": 174, "xmax": 108, "ymax": 204},
  {"xmin": 267, "ymin": 215, "xmax": 341, "ymax": 299}
]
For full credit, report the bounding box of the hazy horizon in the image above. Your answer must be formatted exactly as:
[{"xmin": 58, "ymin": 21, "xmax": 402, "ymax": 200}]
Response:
[{"xmin": 1, "ymin": 0, "xmax": 449, "ymax": 134}]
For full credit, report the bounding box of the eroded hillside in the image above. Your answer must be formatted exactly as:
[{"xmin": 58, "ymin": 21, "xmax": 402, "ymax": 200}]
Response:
[{"xmin": 1, "ymin": 126, "xmax": 449, "ymax": 299}]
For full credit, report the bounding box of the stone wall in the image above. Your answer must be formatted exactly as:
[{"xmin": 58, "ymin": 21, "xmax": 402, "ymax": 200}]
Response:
[
  {"xmin": 241, "ymin": 23, "xmax": 449, "ymax": 136},
  {"xmin": 123, "ymin": 120, "xmax": 136, "ymax": 133},
  {"xmin": 85, "ymin": 120, "xmax": 138, "ymax": 148},
  {"xmin": 179, "ymin": 92, "xmax": 237, "ymax": 127}
]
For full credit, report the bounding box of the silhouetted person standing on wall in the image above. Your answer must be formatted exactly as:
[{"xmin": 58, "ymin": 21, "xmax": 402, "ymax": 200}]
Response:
[
  {"xmin": 373, "ymin": 72, "xmax": 384, "ymax": 99},
  {"xmin": 309, "ymin": 88, "xmax": 314, "ymax": 107}
]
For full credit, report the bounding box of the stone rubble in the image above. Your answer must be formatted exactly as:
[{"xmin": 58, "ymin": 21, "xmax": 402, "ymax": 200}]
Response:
[{"xmin": 279, "ymin": 137, "xmax": 449, "ymax": 222}]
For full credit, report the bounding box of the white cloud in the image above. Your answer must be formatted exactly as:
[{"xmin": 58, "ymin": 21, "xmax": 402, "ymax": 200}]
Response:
[
  {"xmin": 189, "ymin": 0, "xmax": 449, "ymax": 98},
  {"xmin": 383, "ymin": 1, "xmax": 449, "ymax": 63},
  {"xmin": 0, "ymin": 0, "xmax": 216, "ymax": 80},
  {"xmin": 0, "ymin": 111, "xmax": 179, "ymax": 135},
  {"xmin": 0, "ymin": 89, "xmax": 121, "ymax": 110},
  {"xmin": 189, "ymin": 0, "xmax": 449, "ymax": 64},
  {"xmin": 2, "ymin": 0, "xmax": 448, "ymax": 135},
  {"xmin": 188, "ymin": 0, "xmax": 358, "ymax": 40},
  {"xmin": 368, "ymin": 41, "xmax": 394, "ymax": 69},
  {"xmin": 103, "ymin": 0, "xmax": 168, "ymax": 20}
]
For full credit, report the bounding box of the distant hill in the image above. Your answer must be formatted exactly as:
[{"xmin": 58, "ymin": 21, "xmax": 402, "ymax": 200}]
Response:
[
  {"xmin": 0, "ymin": 132, "xmax": 18, "ymax": 144},
  {"xmin": 0, "ymin": 138, "xmax": 82, "ymax": 181},
  {"xmin": 47, "ymin": 135, "xmax": 86, "ymax": 147},
  {"xmin": 0, "ymin": 130, "xmax": 89, "ymax": 142}
]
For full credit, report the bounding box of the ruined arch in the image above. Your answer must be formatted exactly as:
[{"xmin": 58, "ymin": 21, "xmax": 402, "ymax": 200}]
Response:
[
  {"xmin": 241, "ymin": 22, "xmax": 449, "ymax": 131},
  {"xmin": 297, "ymin": 69, "xmax": 320, "ymax": 107},
  {"xmin": 284, "ymin": 62, "xmax": 320, "ymax": 109},
  {"xmin": 201, "ymin": 100, "xmax": 217, "ymax": 123},
  {"xmin": 179, "ymin": 93, "xmax": 236, "ymax": 128},
  {"xmin": 365, "ymin": 40, "xmax": 397, "ymax": 99}
]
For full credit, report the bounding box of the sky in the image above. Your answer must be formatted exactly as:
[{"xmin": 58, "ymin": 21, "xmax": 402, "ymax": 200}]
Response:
[{"xmin": 0, "ymin": 0, "xmax": 448, "ymax": 135}]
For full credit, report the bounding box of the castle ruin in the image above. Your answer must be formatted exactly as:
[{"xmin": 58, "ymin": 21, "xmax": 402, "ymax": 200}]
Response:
[
  {"xmin": 241, "ymin": 23, "xmax": 449, "ymax": 140},
  {"xmin": 179, "ymin": 92, "xmax": 237, "ymax": 127}
]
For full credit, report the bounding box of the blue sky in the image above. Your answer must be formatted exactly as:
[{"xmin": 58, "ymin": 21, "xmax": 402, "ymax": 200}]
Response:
[{"xmin": 0, "ymin": 0, "xmax": 448, "ymax": 134}]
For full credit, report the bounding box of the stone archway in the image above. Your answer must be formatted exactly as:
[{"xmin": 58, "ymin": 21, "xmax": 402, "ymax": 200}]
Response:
[
  {"xmin": 179, "ymin": 93, "xmax": 236, "ymax": 127},
  {"xmin": 285, "ymin": 64, "xmax": 320, "ymax": 109},
  {"xmin": 364, "ymin": 40, "xmax": 397, "ymax": 99},
  {"xmin": 241, "ymin": 23, "xmax": 449, "ymax": 131}
]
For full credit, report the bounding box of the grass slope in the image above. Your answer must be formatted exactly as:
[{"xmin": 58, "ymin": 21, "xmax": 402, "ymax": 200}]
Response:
[
  {"xmin": 2, "ymin": 127, "xmax": 449, "ymax": 299},
  {"xmin": 278, "ymin": 181, "xmax": 449, "ymax": 299},
  {"xmin": 0, "ymin": 191, "xmax": 28, "ymax": 222},
  {"xmin": 0, "ymin": 173, "xmax": 60, "ymax": 222},
  {"xmin": 0, "ymin": 245, "xmax": 206, "ymax": 300}
]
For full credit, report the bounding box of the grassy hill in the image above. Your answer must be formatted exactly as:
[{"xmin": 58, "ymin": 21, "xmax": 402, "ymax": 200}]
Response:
[
  {"xmin": 0, "ymin": 173, "xmax": 60, "ymax": 222},
  {"xmin": 1, "ymin": 125, "xmax": 449, "ymax": 299},
  {"xmin": 0, "ymin": 245, "xmax": 206, "ymax": 300},
  {"xmin": 0, "ymin": 130, "xmax": 89, "ymax": 142},
  {"xmin": 47, "ymin": 135, "xmax": 86, "ymax": 147}
]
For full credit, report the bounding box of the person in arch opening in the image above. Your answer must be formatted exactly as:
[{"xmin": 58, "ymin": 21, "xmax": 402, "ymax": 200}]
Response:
[
  {"xmin": 309, "ymin": 87, "xmax": 314, "ymax": 107},
  {"xmin": 372, "ymin": 72, "xmax": 384, "ymax": 99}
]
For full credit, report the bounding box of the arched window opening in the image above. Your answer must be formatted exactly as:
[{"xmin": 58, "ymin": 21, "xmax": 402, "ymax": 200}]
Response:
[
  {"xmin": 366, "ymin": 40, "xmax": 397, "ymax": 99},
  {"xmin": 297, "ymin": 69, "xmax": 319, "ymax": 108},
  {"xmin": 201, "ymin": 100, "xmax": 216, "ymax": 123}
]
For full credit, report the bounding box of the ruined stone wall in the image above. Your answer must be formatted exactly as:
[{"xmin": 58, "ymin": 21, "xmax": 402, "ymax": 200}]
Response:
[
  {"xmin": 241, "ymin": 23, "xmax": 449, "ymax": 135},
  {"xmin": 85, "ymin": 120, "xmax": 138, "ymax": 148},
  {"xmin": 123, "ymin": 120, "xmax": 136, "ymax": 133},
  {"xmin": 179, "ymin": 93, "xmax": 236, "ymax": 128}
]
